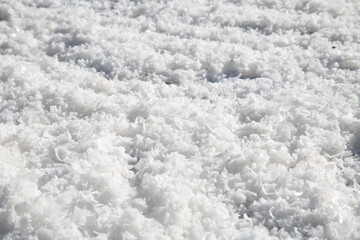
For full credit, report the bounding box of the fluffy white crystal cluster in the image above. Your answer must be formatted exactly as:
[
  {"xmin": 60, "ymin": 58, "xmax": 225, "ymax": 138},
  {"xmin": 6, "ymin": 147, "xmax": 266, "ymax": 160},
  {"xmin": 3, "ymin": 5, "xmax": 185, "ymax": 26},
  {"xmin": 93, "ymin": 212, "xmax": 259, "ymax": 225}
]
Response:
[{"xmin": 0, "ymin": 0, "xmax": 359, "ymax": 239}]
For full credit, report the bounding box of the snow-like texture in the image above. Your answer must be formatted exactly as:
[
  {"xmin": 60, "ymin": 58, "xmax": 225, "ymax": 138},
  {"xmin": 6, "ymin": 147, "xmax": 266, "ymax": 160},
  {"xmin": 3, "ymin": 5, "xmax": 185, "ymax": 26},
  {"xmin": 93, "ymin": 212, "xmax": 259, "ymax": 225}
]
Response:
[{"xmin": 0, "ymin": 0, "xmax": 360, "ymax": 239}]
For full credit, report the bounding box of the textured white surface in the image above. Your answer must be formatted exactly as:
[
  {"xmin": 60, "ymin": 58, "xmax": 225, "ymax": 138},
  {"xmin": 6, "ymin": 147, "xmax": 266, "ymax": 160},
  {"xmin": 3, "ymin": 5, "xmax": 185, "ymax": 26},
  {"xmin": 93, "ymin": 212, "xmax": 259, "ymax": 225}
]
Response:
[{"xmin": 0, "ymin": 0, "xmax": 360, "ymax": 239}]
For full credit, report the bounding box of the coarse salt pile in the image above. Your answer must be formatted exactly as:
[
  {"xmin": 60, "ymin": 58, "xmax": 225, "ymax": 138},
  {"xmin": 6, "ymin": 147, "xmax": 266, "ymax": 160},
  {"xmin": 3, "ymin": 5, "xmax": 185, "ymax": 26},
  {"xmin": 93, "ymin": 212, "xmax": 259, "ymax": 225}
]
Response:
[{"xmin": 0, "ymin": 0, "xmax": 359, "ymax": 239}]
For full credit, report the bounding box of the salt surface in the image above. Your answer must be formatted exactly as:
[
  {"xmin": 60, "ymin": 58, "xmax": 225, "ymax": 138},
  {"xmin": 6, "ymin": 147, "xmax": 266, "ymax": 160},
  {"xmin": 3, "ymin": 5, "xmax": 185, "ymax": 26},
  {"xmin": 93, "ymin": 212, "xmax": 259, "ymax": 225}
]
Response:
[{"xmin": 0, "ymin": 0, "xmax": 359, "ymax": 239}]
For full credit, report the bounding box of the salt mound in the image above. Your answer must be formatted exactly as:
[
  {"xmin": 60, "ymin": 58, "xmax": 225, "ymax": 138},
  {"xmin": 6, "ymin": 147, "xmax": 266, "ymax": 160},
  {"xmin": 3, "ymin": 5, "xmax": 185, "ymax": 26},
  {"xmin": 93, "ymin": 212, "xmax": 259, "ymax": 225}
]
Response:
[{"xmin": 0, "ymin": 0, "xmax": 359, "ymax": 239}]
